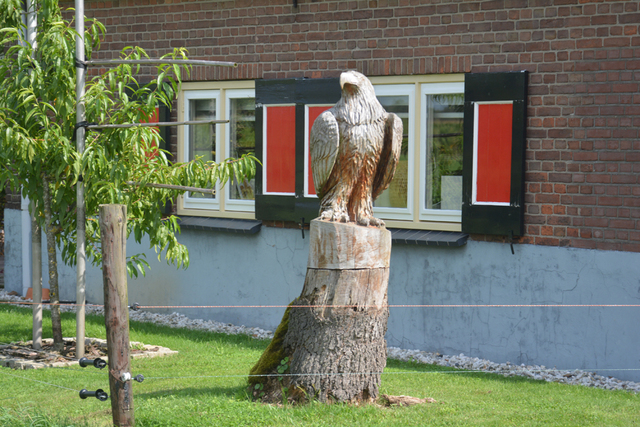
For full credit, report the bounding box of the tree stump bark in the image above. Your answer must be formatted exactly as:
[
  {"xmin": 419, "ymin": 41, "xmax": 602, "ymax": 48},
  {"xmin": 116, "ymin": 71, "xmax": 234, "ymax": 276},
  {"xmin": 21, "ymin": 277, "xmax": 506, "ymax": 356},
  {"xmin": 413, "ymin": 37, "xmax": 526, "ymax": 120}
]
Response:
[{"xmin": 250, "ymin": 219, "xmax": 391, "ymax": 404}]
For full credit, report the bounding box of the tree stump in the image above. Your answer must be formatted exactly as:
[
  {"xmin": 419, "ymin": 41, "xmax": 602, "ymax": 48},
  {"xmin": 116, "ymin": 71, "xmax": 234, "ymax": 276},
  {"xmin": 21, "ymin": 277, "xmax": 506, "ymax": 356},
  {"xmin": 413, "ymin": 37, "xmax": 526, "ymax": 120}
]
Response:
[{"xmin": 250, "ymin": 219, "xmax": 391, "ymax": 404}]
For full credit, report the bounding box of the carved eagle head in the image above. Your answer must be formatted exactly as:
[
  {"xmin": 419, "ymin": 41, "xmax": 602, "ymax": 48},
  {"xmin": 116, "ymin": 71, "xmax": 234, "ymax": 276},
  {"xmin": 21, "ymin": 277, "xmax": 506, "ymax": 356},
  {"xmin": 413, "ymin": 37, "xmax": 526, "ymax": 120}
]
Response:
[{"xmin": 335, "ymin": 70, "xmax": 386, "ymax": 125}]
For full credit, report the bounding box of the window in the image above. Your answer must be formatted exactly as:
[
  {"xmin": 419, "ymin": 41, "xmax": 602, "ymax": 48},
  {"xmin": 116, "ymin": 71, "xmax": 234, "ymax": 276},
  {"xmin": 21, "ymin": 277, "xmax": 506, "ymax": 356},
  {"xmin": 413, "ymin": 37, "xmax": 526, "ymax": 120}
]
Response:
[
  {"xmin": 368, "ymin": 77, "xmax": 465, "ymax": 231},
  {"xmin": 183, "ymin": 73, "xmax": 527, "ymax": 236},
  {"xmin": 178, "ymin": 82, "xmax": 256, "ymax": 219},
  {"xmin": 373, "ymin": 85, "xmax": 414, "ymax": 221},
  {"xmin": 420, "ymin": 84, "xmax": 465, "ymax": 223}
]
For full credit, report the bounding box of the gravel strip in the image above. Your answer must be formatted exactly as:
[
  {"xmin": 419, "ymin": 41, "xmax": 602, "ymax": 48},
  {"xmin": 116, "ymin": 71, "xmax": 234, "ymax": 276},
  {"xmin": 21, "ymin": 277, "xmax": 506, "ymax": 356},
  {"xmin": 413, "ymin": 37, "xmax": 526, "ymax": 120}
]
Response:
[{"xmin": 2, "ymin": 290, "xmax": 638, "ymax": 393}]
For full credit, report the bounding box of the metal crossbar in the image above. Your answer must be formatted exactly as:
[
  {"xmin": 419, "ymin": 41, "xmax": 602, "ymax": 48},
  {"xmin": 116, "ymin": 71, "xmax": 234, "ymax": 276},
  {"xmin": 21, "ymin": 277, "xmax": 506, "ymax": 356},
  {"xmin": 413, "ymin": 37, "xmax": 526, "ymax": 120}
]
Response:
[
  {"xmin": 83, "ymin": 59, "xmax": 237, "ymax": 67},
  {"xmin": 86, "ymin": 119, "xmax": 228, "ymax": 130}
]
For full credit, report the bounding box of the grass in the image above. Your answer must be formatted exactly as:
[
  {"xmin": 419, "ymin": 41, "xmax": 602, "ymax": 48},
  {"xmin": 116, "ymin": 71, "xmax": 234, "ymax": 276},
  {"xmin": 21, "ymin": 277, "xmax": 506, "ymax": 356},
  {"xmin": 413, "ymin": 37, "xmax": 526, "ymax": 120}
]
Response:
[{"xmin": 0, "ymin": 304, "xmax": 639, "ymax": 426}]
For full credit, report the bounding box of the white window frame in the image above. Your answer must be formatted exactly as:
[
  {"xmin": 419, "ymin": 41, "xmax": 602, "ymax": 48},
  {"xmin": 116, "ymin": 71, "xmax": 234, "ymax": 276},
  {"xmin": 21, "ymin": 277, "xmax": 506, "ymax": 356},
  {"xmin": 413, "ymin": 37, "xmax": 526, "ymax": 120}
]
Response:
[
  {"xmin": 177, "ymin": 81, "xmax": 256, "ymax": 219},
  {"xmin": 419, "ymin": 82, "xmax": 465, "ymax": 223},
  {"xmin": 225, "ymin": 88, "xmax": 257, "ymax": 212},
  {"xmin": 182, "ymin": 89, "xmax": 221, "ymax": 211},
  {"xmin": 372, "ymin": 84, "xmax": 415, "ymax": 222}
]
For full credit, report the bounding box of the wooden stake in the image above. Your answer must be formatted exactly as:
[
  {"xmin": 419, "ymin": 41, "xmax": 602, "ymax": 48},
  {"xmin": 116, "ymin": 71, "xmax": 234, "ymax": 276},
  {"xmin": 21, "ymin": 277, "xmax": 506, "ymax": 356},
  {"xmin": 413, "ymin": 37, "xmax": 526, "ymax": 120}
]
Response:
[{"xmin": 99, "ymin": 204, "xmax": 134, "ymax": 427}]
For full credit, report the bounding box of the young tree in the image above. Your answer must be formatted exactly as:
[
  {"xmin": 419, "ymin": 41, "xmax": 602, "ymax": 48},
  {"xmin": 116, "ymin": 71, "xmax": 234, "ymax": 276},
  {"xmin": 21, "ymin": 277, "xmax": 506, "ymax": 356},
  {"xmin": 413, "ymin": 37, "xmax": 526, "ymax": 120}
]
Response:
[{"xmin": 0, "ymin": 0, "xmax": 256, "ymax": 350}]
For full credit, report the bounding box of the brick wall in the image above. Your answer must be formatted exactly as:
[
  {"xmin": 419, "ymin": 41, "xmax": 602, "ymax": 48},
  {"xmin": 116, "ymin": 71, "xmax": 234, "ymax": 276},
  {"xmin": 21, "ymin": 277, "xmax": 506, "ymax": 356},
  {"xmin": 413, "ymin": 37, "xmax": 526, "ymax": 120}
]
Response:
[{"xmin": 61, "ymin": 0, "xmax": 640, "ymax": 252}]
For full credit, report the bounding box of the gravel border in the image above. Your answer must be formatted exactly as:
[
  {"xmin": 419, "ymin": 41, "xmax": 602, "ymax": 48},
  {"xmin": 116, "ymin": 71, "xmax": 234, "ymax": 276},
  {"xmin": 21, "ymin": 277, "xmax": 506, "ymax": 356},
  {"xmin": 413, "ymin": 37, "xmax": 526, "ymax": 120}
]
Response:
[{"xmin": 1, "ymin": 290, "xmax": 638, "ymax": 392}]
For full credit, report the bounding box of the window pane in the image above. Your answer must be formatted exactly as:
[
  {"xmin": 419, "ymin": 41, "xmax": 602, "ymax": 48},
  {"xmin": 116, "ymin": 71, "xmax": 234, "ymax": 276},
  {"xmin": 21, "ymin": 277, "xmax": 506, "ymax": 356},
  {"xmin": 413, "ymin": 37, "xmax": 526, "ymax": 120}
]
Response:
[
  {"xmin": 229, "ymin": 97, "xmax": 256, "ymax": 200},
  {"xmin": 425, "ymin": 93, "xmax": 464, "ymax": 211},
  {"xmin": 374, "ymin": 95, "xmax": 409, "ymax": 209},
  {"xmin": 189, "ymin": 98, "xmax": 216, "ymax": 199}
]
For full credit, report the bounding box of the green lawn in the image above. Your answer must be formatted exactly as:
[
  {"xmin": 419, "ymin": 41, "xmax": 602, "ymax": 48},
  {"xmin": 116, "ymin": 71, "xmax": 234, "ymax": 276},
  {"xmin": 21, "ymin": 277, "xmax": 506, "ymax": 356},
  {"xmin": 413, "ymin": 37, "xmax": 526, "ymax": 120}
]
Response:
[{"xmin": 0, "ymin": 304, "xmax": 638, "ymax": 426}]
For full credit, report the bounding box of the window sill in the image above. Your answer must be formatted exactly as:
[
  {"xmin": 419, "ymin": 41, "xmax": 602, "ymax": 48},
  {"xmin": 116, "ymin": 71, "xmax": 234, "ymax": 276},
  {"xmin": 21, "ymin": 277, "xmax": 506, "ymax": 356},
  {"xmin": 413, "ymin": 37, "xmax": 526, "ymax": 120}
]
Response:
[
  {"xmin": 389, "ymin": 228, "xmax": 468, "ymax": 247},
  {"xmin": 177, "ymin": 216, "xmax": 262, "ymax": 234}
]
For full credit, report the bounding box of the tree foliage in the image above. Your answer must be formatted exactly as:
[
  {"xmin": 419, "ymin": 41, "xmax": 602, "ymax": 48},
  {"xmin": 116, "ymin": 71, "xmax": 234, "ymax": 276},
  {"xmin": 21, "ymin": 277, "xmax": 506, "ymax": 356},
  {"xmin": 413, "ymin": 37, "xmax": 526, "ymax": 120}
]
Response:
[{"xmin": 0, "ymin": 0, "xmax": 257, "ymax": 277}]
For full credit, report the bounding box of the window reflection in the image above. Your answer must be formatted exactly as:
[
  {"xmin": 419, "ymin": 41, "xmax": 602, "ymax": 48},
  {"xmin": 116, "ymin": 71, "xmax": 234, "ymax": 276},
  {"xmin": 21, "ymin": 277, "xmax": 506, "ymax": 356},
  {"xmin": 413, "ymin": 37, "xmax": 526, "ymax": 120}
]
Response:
[
  {"xmin": 375, "ymin": 95, "xmax": 409, "ymax": 209},
  {"xmin": 189, "ymin": 99, "xmax": 216, "ymax": 199},
  {"xmin": 229, "ymin": 97, "xmax": 256, "ymax": 200},
  {"xmin": 425, "ymin": 94, "xmax": 464, "ymax": 211}
]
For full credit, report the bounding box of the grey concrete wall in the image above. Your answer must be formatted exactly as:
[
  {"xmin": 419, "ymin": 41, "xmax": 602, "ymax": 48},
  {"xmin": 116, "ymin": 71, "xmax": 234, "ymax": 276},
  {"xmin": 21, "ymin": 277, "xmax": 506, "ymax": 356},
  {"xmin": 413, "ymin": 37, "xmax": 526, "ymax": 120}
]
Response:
[
  {"xmin": 387, "ymin": 242, "xmax": 640, "ymax": 381},
  {"xmin": 4, "ymin": 209, "xmax": 639, "ymax": 381}
]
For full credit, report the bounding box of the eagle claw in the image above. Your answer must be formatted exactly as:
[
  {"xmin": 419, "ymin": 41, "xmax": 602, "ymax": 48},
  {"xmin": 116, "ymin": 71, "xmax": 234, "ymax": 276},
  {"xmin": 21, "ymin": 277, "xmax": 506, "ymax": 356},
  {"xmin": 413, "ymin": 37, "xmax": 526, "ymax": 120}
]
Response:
[
  {"xmin": 319, "ymin": 208, "xmax": 349, "ymax": 223},
  {"xmin": 357, "ymin": 216, "xmax": 386, "ymax": 228}
]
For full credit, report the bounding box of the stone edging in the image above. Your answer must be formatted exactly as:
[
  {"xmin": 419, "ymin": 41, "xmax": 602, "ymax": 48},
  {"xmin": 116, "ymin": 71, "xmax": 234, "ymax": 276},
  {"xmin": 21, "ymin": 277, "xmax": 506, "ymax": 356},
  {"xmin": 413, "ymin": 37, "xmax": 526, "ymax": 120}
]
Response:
[{"xmin": 0, "ymin": 337, "xmax": 177, "ymax": 370}]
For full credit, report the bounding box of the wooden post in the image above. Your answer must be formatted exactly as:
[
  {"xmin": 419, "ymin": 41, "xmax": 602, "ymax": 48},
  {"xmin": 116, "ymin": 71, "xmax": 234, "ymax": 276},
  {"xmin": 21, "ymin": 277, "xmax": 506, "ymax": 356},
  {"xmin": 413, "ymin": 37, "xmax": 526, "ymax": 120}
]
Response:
[{"xmin": 99, "ymin": 204, "xmax": 134, "ymax": 427}]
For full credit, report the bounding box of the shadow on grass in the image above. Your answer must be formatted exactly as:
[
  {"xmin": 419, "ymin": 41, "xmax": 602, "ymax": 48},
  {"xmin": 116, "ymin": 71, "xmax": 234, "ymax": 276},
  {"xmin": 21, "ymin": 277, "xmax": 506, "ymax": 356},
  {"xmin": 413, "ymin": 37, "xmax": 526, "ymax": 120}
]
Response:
[{"xmin": 384, "ymin": 355, "xmax": 568, "ymax": 391}]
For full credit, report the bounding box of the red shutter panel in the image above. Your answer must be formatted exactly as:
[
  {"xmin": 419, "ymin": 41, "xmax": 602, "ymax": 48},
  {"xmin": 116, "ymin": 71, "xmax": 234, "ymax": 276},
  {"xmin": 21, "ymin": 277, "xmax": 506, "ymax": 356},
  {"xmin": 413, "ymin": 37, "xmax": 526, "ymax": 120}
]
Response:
[
  {"xmin": 255, "ymin": 78, "xmax": 341, "ymax": 222},
  {"xmin": 473, "ymin": 102, "xmax": 513, "ymax": 205},
  {"xmin": 264, "ymin": 105, "xmax": 296, "ymax": 195},
  {"xmin": 462, "ymin": 71, "xmax": 528, "ymax": 236}
]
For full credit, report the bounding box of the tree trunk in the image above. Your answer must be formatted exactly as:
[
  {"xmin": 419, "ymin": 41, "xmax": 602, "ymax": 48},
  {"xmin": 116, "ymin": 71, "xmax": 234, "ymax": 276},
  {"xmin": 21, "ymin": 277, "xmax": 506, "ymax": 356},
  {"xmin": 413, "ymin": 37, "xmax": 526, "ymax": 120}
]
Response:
[
  {"xmin": 250, "ymin": 219, "xmax": 391, "ymax": 404},
  {"xmin": 42, "ymin": 176, "xmax": 63, "ymax": 351}
]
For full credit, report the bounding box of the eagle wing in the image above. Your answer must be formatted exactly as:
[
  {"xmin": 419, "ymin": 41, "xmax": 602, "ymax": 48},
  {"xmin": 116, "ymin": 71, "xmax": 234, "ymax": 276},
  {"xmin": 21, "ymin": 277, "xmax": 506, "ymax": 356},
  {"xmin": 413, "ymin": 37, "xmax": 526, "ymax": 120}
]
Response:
[
  {"xmin": 310, "ymin": 110, "xmax": 340, "ymax": 200},
  {"xmin": 372, "ymin": 112, "xmax": 403, "ymax": 201}
]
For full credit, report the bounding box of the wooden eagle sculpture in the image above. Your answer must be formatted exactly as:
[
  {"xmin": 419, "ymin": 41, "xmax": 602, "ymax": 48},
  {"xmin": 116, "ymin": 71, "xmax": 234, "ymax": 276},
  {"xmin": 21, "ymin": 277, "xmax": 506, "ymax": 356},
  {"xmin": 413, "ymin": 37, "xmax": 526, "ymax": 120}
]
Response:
[{"xmin": 310, "ymin": 70, "xmax": 403, "ymax": 227}]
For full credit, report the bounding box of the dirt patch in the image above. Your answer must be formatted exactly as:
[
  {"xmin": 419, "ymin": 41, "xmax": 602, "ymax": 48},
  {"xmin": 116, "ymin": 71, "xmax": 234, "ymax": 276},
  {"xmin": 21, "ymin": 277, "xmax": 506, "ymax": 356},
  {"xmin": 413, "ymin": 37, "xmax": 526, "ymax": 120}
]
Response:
[
  {"xmin": 0, "ymin": 337, "xmax": 177, "ymax": 369},
  {"xmin": 379, "ymin": 394, "xmax": 437, "ymax": 407}
]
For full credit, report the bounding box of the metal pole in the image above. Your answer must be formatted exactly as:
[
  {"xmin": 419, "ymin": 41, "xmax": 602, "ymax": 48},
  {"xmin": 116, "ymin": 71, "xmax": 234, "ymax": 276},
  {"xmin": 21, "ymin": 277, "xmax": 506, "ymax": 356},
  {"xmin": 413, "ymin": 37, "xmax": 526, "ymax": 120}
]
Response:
[
  {"xmin": 84, "ymin": 58, "xmax": 237, "ymax": 67},
  {"xmin": 86, "ymin": 119, "xmax": 228, "ymax": 130},
  {"xmin": 124, "ymin": 181, "xmax": 216, "ymax": 194},
  {"xmin": 21, "ymin": 0, "xmax": 43, "ymax": 349},
  {"xmin": 75, "ymin": 0, "xmax": 87, "ymax": 360},
  {"xmin": 31, "ymin": 208, "xmax": 42, "ymax": 350}
]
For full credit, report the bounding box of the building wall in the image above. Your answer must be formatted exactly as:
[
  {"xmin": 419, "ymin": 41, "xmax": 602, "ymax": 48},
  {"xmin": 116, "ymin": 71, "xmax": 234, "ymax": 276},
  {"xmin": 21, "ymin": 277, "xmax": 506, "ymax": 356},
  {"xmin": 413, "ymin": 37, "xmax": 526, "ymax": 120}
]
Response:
[
  {"xmin": 60, "ymin": 0, "xmax": 640, "ymax": 252},
  {"xmin": 3, "ymin": 0, "xmax": 633, "ymax": 379}
]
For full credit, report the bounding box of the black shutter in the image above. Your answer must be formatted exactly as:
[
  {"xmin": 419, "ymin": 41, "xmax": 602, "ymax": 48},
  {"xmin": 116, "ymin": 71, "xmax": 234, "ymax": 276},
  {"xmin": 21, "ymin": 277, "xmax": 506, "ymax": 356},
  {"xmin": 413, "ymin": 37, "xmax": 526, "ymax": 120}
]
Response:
[
  {"xmin": 462, "ymin": 71, "xmax": 528, "ymax": 236},
  {"xmin": 255, "ymin": 78, "xmax": 341, "ymax": 222}
]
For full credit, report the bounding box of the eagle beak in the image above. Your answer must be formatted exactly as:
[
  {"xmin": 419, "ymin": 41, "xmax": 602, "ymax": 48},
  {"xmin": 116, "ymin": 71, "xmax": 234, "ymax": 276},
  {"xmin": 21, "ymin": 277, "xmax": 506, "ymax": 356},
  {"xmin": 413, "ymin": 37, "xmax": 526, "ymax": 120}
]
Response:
[{"xmin": 340, "ymin": 72, "xmax": 358, "ymax": 89}]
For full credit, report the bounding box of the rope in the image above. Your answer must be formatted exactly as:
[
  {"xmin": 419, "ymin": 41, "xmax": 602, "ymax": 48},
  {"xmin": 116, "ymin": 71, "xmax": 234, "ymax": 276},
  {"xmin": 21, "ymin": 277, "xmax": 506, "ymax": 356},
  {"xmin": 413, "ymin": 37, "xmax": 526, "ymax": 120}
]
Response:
[
  {"xmin": 137, "ymin": 368, "xmax": 640, "ymax": 381},
  {"xmin": 133, "ymin": 304, "xmax": 640, "ymax": 309},
  {"xmin": 4, "ymin": 301, "xmax": 638, "ymax": 309},
  {"xmin": 0, "ymin": 369, "xmax": 79, "ymax": 393}
]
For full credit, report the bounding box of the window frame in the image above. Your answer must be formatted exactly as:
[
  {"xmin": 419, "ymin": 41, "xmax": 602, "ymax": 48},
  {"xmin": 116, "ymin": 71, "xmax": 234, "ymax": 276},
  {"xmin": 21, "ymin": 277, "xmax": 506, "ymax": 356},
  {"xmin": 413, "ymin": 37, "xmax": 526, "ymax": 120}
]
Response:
[
  {"xmin": 182, "ymin": 89, "xmax": 221, "ymax": 211},
  {"xmin": 368, "ymin": 74, "xmax": 465, "ymax": 232},
  {"xmin": 177, "ymin": 81, "xmax": 256, "ymax": 219},
  {"xmin": 372, "ymin": 83, "xmax": 416, "ymax": 222},
  {"xmin": 225, "ymin": 88, "xmax": 258, "ymax": 212},
  {"xmin": 419, "ymin": 81, "xmax": 465, "ymax": 224}
]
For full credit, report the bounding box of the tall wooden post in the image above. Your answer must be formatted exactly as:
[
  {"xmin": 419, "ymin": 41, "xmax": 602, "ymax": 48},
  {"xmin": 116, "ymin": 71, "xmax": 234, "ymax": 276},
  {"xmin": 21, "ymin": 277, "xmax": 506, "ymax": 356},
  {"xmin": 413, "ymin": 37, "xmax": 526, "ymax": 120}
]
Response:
[{"xmin": 99, "ymin": 204, "xmax": 134, "ymax": 427}]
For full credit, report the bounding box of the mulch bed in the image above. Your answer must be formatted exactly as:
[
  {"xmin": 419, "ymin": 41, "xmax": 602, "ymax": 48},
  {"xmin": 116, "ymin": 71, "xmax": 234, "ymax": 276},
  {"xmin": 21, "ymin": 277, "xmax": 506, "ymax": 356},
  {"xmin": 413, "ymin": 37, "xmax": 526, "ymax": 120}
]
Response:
[
  {"xmin": 0, "ymin": 338, "xmax": 106, "ymax": 364},
  {"xmin": 0, "ymin": 337, "xmax": 174, "ymax": 368}
]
